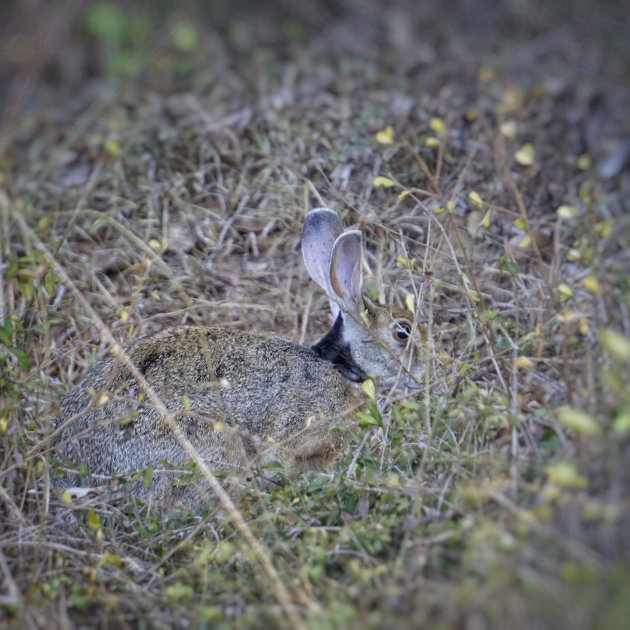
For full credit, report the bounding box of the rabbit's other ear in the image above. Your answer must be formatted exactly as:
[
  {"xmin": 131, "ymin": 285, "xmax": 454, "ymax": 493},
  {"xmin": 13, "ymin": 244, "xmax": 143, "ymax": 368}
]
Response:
[
  {"xmin": 329, "ymin": 230, "xmax": 362, "ymax": 315},
  {"xmin": 302, "ymin": 208, "xmax": 345, "ymax": 316}
]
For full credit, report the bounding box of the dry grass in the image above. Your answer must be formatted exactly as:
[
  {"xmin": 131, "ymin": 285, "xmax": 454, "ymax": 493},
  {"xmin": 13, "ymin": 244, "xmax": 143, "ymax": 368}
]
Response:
[{"xmin": 1, "ymin": 1, "xmax": 630, "ymax": 628}]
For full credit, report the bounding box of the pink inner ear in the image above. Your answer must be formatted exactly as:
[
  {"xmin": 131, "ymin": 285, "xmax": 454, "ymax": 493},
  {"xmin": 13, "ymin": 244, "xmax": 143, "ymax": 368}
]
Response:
[{"xmin": 329, "ymin": 231, "xmax": 362, "ymax": 310}]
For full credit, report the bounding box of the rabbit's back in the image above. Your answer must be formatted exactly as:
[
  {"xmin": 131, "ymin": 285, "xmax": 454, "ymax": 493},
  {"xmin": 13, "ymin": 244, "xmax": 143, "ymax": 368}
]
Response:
[{"xmin": 54, "ymin": 326, "xmax": 362, "ymax": 513}]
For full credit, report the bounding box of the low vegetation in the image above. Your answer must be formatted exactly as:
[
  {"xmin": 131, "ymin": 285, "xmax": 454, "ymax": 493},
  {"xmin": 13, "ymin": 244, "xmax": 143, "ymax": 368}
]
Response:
[{"xmin": 1, "ymin": 1, "xmax": 629, "ymax": 628}]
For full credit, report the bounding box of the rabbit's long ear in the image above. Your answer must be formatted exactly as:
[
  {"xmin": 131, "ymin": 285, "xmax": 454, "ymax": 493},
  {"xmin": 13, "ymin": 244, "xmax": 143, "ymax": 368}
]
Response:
[
  {"xmin": 302, "ymin": 208, "xmax": 345, "ymax": 316},
  {"xmin": 329, "ymin": 231, "xmax": 362, "ymax": 316}
]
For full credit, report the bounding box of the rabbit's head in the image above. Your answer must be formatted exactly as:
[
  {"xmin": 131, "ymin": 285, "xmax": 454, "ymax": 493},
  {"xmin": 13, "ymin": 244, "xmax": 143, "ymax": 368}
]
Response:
[{"xmin": 302, "ymin": 209, "xmax": 427, "ymax": 388}]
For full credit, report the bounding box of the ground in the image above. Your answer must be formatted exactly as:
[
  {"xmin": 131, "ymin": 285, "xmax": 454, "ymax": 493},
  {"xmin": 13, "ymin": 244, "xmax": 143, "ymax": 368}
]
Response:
[{"xmin": 1, "ymin": 0, "xmax": 629, "ymax": 628}]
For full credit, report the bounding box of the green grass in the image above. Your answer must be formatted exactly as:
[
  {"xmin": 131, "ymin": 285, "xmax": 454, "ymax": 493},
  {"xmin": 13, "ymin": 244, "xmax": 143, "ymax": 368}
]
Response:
[{"xmin": 1, "ymin": 1, "xmax": 629, "ymax": 628}]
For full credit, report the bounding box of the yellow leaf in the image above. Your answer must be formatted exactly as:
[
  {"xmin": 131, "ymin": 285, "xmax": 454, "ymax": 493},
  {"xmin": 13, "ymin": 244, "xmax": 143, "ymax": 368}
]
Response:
[
  {"xmin": 266, "ymin": 435, "xmax": 276, "ymax": 444},
  {"xmin": 557, "ymin": 310, "xmax": 577, "ymax": 324},
  {"xmin": 499, "ymin": 120, "xmax": 517, "ymax": 139},
  {"xmin": 595, "ymin": 220, "xmax": 613, "ymax": 238},
  {"xmin": 61, "ymin": 491, "xmax": 72, "ymax": 505},
  {"xmin": 120, "ymin": 309, "xmax": 130, "ymax": 324},
  {"xmin": 397, "ymin": 255, "xmax": 410, "ymax": 269},
  {"xmin": 433, "ymin": 206, "xmax": 445, "ymax": 215},
  {"xmin": 148, "ymin": 239, "xmax": 161, "ymax": 250},
  {"xmin": 213, "ymin": 422, "xmax": 225, "ymax": 432},
  {"xmin": 557, "ymin": 282, "xmax": 574, "ymax": 298},
  {"xmin": 0, "ymin": 417, "xmax": 6, "ymax": 434},
  {"xmin": 514, "ymin": 217, "xmax": 528, "ymax": 230},
  {"xmin": 599, "ymin": 329, "xmax": 630, "ymax": 361},
  {"xmin": 118, "ymin": 411, "xmax": 138, "ymax": 426},
  {"xmin": 501, "ymin": 88, "xmax": 525, "ymax": 111},
  {"xmin": 579, "ymin": 318, "xmax": 589, "ymax": 335},
  {"xmin": 181, "ymin": 394, "xmax": 191, "ymax": 410},
  {"xmin": 104, "ymin": 139, "xmax": 121, "ymax": 157},
  {"xmin": 546, "ymin": 461, "xmax": 588, "ymax": 488},
  {"xmin": 557, "ymin": 205, "xmax": 579, "ymax": 219},
  {"xmin": 100, "ymin": 551, "xmax": 122, "ymax": 567},
  {"xmin": 362, "ymin": 379, "xmax": 376, "ymax": 399},
  {"xmin": 375, "ymin": 126, "xmax": 394, "ymax": 144},
  {"xmin": 404, "ymin": 293, "xmax": 415, "ymax": 314},
  {"xmin": 424, "ymin": 136, "xmax": 440, "ymax": 147},
  {"xmin": 514, "ymin": 143, "xmax": 535, "ymax": 166},
  {"xmin": 429, "ymin": 117, "xmax": 447, "ymax": 135},
  {"xmin": 38, "ymin": 215, "xmax": 51, "ymax": 231},
  {"xmin": 446, "ymin": 200, "xmax": 456, "ymax": 213},
  {"xmin": 567, "ymin": 248, "xmax": 581, "ymax": 261},
  {"xmin": 515, "ymin": 356, "xmax": 533, "ymax": 368},
  {"xmin": 398, "ymin": 189, "xmax": 411, "ymax": 200},
  {"xmin": 373, "ymin": 176, "xmax": 396, "ymax": 188},
  {"xmin": 518, "ymin": 235, "xmax": 531, "ymax": 249},
  {"xmin": 480, "ymin": 209, "xmax": 492, "ymax": 229},
  {"xmin": 97, "ymin": 392, "xmax": 110, "ymax": 406},
  {"xmin": 477, "ymin": 66, "xmax": 495, "ymax": 82},
  {"xmin": 613, "ymin": 408, "xmax": 630, "ymax": 433},
  {"xmin": 87, "ymin": 508, "xmax": 101, "ymax": 530},
  {"xmin": 556, "ymin": 406, "xmax": 600, "ymax": 436},
  {"xmin": 576, "ymin": 153, "xmax": 592, "ymax": 170},
  {"xmin": 468, "ymin": 191, "xmax": 483, "ymax": 208},
  {"xmin": 583, "ymin": 275, "xmax": 601, "ymax": 294}
]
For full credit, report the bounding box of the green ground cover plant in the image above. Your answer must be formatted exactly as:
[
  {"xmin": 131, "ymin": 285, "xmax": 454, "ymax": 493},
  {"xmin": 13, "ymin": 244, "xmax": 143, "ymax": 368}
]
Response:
[{"xmin": 1, "ymin": 1, "xmax": 629, "ymax": 628}]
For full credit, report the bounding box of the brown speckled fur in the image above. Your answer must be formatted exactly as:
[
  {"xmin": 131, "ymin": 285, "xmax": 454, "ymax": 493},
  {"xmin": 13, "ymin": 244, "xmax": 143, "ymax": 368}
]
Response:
[{"xmin": 54, "ymin": 326, "xmax": 365, "ymax": 515}]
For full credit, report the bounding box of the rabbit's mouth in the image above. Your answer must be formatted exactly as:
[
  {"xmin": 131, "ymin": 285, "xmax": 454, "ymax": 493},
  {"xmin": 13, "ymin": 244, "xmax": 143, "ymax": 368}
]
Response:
[{"xmin": 381, "ymin": 368, "xmax": 425, "ymax": 391}]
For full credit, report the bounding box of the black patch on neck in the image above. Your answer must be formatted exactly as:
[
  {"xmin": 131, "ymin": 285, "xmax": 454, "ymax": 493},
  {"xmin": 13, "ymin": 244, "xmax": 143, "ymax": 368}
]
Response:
[{"xmin": 311, "ymin": 313, "xmax": 367, "ymax": 383}]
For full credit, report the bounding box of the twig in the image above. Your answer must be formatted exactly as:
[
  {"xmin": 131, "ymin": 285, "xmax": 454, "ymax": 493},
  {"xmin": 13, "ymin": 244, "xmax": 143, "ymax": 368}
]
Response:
[{"xmin": 12, "ymin": 207, "xmax": 308, "ymax": 630}]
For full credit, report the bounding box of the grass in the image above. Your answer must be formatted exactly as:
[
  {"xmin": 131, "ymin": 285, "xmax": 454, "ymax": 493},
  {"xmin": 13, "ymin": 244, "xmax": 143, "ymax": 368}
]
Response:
[{"xmin": 1, "ymin": 1, "xmax": 630, "ymax": 628}]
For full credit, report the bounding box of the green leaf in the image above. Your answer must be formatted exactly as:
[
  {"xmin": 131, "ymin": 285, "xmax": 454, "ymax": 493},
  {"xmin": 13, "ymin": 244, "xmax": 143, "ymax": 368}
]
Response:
[
  {"xmin": 214, "ymin": 541, "xmax": 237, "ymax": 565},
  {"xmin": 165, "ymin": 583, "xmax": 194, "ymax": 603},
  {"xmin": 363, "ymin": 281, "xmax": 379, "ymax": 301},
  {"xmin": 4, "ymin": 254, "xmax": 18, "ymax": 278},
  {"xmin": 613, "ymin": 407, "xmax": 630, "ymax": 433},
  {"xmin": 356, "ymin": 412, "xmax": 380, "ymax": 427},
  {"xmin": 171, "ymin": 21, "xmax": 199, "ymax": 52},
  {"xmin": 260, "ymin": 460, "xmax": 283, "ymax": 470},
  {"xmin": 545, "ymin": 461, "xmax": 588, "ymax": 488},
  {"xmin": 85, "ymin": 2, "xmax": 127, "ymax": 43},
  {"xmin": 143, "ymin": 467, "xmax": 153, "ymax": 489},
  {"xmin": 556, "ymin": 406, "xmax": 600, "ymax": 436},
  {"xmin": 12, "ymin": 347, "xmax": 30, "ymax": 372},
  {"xmin": 599, "ymin": 329, "xmax": 630, "ymax": 362},
  {"xmin": 0, "ymin": 320, "xmax": 13, "ymax": 347},
  {"xmin": 17, "ymin": 277, "xmax": 34, "ymax": 301},
  {"xmin": 44, "ymin": 271, "xmax": 56, "ymax": 295}
]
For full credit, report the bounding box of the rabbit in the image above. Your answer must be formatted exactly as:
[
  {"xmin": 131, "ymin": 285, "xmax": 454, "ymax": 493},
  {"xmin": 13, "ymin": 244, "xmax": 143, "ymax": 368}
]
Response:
[{"xmin": 52, "ymin": 208, "xmax": 427, "ymax": 517}]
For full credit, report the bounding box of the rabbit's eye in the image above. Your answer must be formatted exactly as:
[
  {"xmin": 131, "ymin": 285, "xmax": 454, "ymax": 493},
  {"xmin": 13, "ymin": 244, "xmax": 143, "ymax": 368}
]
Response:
[{"xmin": 393, "ymin": 321, "xmax": 411, "ymax": 343}]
